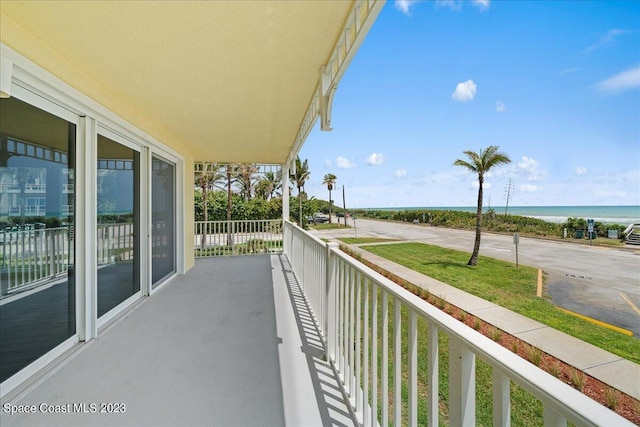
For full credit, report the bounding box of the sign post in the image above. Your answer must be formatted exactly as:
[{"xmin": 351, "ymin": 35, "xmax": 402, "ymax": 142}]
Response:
[
  {"xmin": 513, "ymin": 233, "xmax": 519, "ymax": 267},
  {"xmin": 587, "ymin": 219, "xmax": 594, "ymax": 246},
  {"xmin": 353, "ymin": 217, "xmax": 357, "ymax": 238}
]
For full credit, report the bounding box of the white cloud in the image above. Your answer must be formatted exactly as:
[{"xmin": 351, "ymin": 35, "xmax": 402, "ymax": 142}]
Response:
[
  {"xmin": 585, "ymin": 29, "xmax": 631, "ymax": 52},
  {"xmin": 452, "ymin": 80, "xmax": 477, "ymax": 102},
  {"xmin": 515, "ymin": 156, "xmax": 545, "ymax": 182},
  {"xmin": 336, "ymin": 156, "xmax": 356, "ymax": 170},
  {"xmin": 436, "ymin": 0, "xmax": 488, "ymax": 11},
  {"xmin": 575, "ymin": 166, "xmax": 588, "ymax": 176},
  {"xmin": 472, "ymin": 0, "xmax": 490, "ymax": 11},
  {"xmin": 394, "ymin": 169, "xmax": 407, "ymax": 178},
  {"xmin": 324, "ymin": 159, "xmax": 332, "ymax": 168},
  {"xmin": 495, "ymin": 100, "xmax": 506, "ymax": 112},
  {"xmin": 365, "ymin": 153, "xmax": 385, "ymax": 166},
  {"xmin": 596, "ymin": 66, "xmax": 640, "ymax": 94},
  {"xmin": 520, "ymin": 184, "xmax": 538, "ymax": 193},
  {"xmin": 394, "ymin": 0, "xmax": 417, "ymax": 15}
]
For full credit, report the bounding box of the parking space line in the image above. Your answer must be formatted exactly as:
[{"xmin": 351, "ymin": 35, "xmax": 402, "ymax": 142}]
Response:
[
  {"xmin": 620, "ymin": 292, "xmax": 640, "ymax": 317},
  {"xmin": 556, "ymin": 307, "xmax": 634, "ymax": 336}
]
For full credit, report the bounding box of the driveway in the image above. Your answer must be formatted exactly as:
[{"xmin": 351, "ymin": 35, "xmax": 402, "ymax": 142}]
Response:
[{"xmin": 315, "ymin": 217, "xmax": 640, "ymax": 337}]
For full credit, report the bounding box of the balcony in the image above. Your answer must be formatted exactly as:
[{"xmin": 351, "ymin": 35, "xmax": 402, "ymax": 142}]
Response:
[{"xmin": 0, "ymin": 222, "xmax": 633, "ymax": 426}]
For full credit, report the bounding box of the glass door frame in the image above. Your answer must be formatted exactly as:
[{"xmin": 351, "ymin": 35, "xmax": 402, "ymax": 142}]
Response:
[
  {"xmin": 1, "ymin": 84, "xmax": 81, "ymax": 394},
  {"xmin": 149, "ymin": 153, "xmax": 177, "ymax": 291},
  {"xmin": 95, "ymin": 125, "xmax": 148, "ymax": 329}
]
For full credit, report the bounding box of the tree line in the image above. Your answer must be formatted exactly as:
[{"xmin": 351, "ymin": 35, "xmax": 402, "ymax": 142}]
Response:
[{"xmin": 194, "ymin": 158, "xmax": 341, "ymax": 224}]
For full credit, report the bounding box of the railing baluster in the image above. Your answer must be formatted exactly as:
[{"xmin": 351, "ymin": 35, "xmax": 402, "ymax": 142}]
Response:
[
  {"xmin": 408, "ymin": 309, "xmax": 417, "ymax": 427},
  {"xmin": 338, "ymin": 260, "xmax": 347, "ymax": 376},
  {"xmin": 356, "ymin": 271, "xmax": 362, "ymax": 413},
  {"xmin": 393, "ymin": 296, "xmax": 401, "ymax": 427},
  {"xmin": 428, "ymin": 323, "xmax": 439, "ymax": 427},
  {"xmin": 382, "ymin": 290, "xmax": 389, "ymax": 427},
  {"xmin": 363, "ymin": 277, "xmax": 370, "ymax": 426},
  {"xmin": 371, "ymin": 281, "xmax": 378, "ymax": 427},
  {"xmin": 449, "ymin": 337, "xmax": 476, "ymax": 427},
  {"xmin": 493, "ymin": 369, "xmax": 510, "ymax": 427},
  {"xmin": 349, "ymin": 265, "xmax": 355, "ymax": 397},
  {"xmin": 543, "ymin": 406, "xmax": 567, "ymax": 427}
]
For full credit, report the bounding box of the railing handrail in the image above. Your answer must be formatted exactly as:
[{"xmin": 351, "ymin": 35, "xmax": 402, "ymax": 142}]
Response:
[
  {"xmin": 195, "ymin": 219, "xmax": 282, "ymax": 225},
  {"xmin": 623, "ymin": 223, "xmax": 639, "ymax": 237}
]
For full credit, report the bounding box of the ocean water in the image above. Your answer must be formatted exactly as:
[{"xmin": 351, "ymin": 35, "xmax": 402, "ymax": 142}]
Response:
[{"xmin": 362, "ymin": 205, "xmax": 640, "ymax": 225}]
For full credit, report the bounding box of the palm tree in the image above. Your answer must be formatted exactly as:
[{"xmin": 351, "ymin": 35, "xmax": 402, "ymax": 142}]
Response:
[
  {"xmin": 454, "ymin": 145, "xmax": 511, "ymax": 266},
  {"xmin": 322, "ymin": 173, "xmax": 337, "ymax": 224},
  {"xmin": 263, "ymin": 171, "xmax": 281, "ymax": 200},
  {"xmin": 235, "ymin": 163, "xmax": 258, "ymax": 201},
  {"xmin": 291, "ymin": 156, "xmax": 310, "ymax": 224},
  {"xmin": 194, "ymin": 162, "xmax": 223, "ymax": 249}
]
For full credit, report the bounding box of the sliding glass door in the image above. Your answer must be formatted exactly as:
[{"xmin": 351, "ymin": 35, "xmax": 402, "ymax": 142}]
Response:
[
  {"xmin": 0, "ymin": 96, "xmax": 76, "ymax": 383},
  {"xmin": 151, "ymin": 156, "xmax": 176, "ymax": 287},
  {"xmin": 96, "ymin": 135, "xmax": 139, "ymax": 318}
]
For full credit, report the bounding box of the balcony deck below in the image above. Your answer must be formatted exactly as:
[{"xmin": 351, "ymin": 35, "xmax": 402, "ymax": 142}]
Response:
[{"xmin": 1, "ymin": 255, "xmax": 355, "ymax": 427}]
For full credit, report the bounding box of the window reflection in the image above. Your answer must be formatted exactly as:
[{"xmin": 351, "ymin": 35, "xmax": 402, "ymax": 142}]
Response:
[
  {"xmin": 0, "ymin": 97, "xmax": 75, "ymax": 383},
  {"xmin": 97, "ymin": 136, "xmax": 139, "ymax": 317}
]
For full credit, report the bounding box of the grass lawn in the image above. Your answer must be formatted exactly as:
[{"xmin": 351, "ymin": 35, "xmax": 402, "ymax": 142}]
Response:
[
  {"xmin": 339, "ymin": 237, "xmax": 400, "ymax": 244},
  {"xmin": 363, "ymin": 242, "xmax": 640, "ymax": 365},
  {"xmin": 310, "ymin": 223, "xmax": 351, "ymax": 230}
]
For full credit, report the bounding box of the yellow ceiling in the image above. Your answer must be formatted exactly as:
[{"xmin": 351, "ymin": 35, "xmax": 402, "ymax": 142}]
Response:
[{"xmin": 0, "ymin": 1, "xmax": 359, "ymax": 164}]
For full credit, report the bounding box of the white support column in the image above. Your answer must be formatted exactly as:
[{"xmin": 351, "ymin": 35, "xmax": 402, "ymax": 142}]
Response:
[
  {"xmin": 76, "ymin": 116, "xmax": 98, "ymax": 341},
  {"xmin": 449, "ymin": 337, "xmax": 476, "ymax": 427},
  {"xmin": 282, "ymin": 163, "xmax": 290, "ymax": 222},
  {"xmin": 493, "ymin": 370, "xmax": 511, "ymax": 427}
]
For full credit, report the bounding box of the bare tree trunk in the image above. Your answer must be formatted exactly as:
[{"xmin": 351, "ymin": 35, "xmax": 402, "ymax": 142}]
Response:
[
  {"xmin": 468, "ymin": 178, "xmax": 483, "ymax": 266},
  {"xmin": 328, "ymin": 188, "xmax": 332, "ymax": 224}
]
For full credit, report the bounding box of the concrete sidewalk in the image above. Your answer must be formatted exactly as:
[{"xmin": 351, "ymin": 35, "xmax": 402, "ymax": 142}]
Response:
[{"xmin": 332, "ymin": 239, "xmax": 640, "ymax": 400}]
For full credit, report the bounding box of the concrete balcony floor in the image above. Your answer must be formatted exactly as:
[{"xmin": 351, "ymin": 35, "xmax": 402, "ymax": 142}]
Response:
[{"xmin": 1, "ymin": 255, "xmax": 355, "ymax": 427}]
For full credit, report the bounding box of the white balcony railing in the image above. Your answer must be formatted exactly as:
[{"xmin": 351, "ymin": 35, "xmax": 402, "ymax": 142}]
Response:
[
  {"xmin": 0, "ymin": 227, "xmax": 72, "ymax": 295},
  {"xmin": 194, "ymin": 219, "xmax": 283, "ymax": 257},
  {"xmin": 283, "ymin": 220, "xmax": 632, "ymax": 427},
  {"xmin": 97, "ymin": 223, "xmax": 134, "ymax": 264}
]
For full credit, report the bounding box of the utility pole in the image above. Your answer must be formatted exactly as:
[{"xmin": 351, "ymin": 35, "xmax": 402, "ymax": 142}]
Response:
[
  {"xmin": 504, "ymin": 178, "xmax": 514, "ymax": 216},
  {"xmin": 342, "ymin": 185, "xmax": 346, "ymax": 226}
]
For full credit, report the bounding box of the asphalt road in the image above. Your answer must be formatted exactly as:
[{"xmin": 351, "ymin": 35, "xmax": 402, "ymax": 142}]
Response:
[{"xmin": 322, "ymin": 217, "xmax": 640, "ymax": 337}]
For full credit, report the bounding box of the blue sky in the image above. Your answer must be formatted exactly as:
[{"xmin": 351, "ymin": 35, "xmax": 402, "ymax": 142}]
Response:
[{"xmin": 298, "ymin": 0, "xmax": 640, "ymax": 208}]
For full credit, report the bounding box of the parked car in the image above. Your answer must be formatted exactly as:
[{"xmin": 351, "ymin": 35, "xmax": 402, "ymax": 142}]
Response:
[
  {"xmin": 312, "ymin": 213, "xmax": 330, "ymax": 224},
  {"xmin": 336, "ymin": 212, "xmax": 344, "ymax": 218}
]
